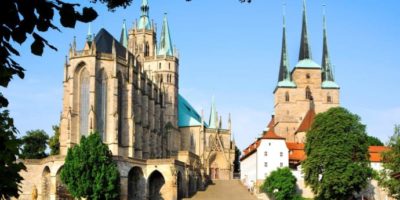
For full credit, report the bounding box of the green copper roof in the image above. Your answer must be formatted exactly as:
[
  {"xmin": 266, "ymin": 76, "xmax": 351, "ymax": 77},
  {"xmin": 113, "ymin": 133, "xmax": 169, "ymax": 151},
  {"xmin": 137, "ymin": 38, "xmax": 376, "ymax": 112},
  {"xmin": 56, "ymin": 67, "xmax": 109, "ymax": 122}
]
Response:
[
  {"xmin": 296, "ymin": 59, "xmax": 320, "ymax": 68},
  {"xmin": 86, "ymin": 23, "xmax": 93, "ymax": 42},
  {"xmin": 120, "ymin": 20, "xmax": 128, "ymax": 48},
  {"xmin": 137, "ymin": 0, "xmax": 151, "ymax": 30},
  {"xmin": 299, "ymin": 0, "xmax": 312, "ymax": 61},
  {"xmin": 321, "ymin": 7, "xmax": 336, "ymax": 85},
  {"xmin": 277, "ymin": 80, "xmax": 297, "ymax": 87},
  {"xmin": 277, "ymin": 9, "xmax": 296, "ymax": 88},
  {"xmin": 322, "ymin": 81, "xmax": 339, "ymax": 89},
  {"xmin": 178, "ymin": 94, "xmax": 208, "ymax": 127},
  {"xmin": 158, "ymin": 14, "xmax": 174, "ymax": 56},
  {"xmin": 208, "ymin": 96, "xmax": 218, "ymax": 129}
]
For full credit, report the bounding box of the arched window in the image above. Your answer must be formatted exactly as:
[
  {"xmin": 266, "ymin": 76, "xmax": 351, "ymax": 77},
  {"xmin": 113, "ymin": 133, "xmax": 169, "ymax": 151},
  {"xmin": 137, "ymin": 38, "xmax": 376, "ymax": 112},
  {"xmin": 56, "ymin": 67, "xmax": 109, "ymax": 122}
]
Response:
[
  {"xmin": 144, "ymin": 42, "xmax": 149, "ymax": 57},
  {"xmin": 117, "ymin": 73, "xmax": 124, "ymax": 145},
  {"xmin": 327, "ymin": 93, "xmax": 332, "ymax": 103},
  {"xmin": 305, "ymin": 86, "xmax": 312, "ymax": 100},
  {"xmin": 158, "ymin": 63, "xmax": 161, "ymax": 69},
  {"xmin": 168, "ymin": 63, "xmax": 171, "ymax": 70},
  {"xmin": 285, "ymin": 92, "xmax": 289, "ymax": 102},
  {"xmin": 96, "ymin": 70, "xmax": 107, "ymax": 141},
  {"xmin": 306, "ymin": 73, "xmax": 311, "ymax": 79},
  {"xmin": 79, "ymin": 68, "xmax": 90, "ymax": 137}
]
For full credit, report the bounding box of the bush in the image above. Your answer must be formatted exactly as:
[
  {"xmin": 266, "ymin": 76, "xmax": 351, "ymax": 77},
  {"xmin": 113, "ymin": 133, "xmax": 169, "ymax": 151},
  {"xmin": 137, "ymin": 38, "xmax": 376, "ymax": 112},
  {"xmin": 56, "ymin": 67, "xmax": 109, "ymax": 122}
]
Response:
[{"xmin": 260, "ymin": 167, "xmax": 301, "ymax": 200}]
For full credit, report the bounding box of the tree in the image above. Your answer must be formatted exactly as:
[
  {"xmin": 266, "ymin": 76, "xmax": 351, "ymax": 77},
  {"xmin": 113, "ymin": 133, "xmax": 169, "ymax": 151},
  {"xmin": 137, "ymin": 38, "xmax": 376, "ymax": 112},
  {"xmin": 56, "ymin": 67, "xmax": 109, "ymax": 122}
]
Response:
[
  {"xmin": 260, "ymin": 167, "xmax": 301, "ymax": 200},
  {"xmin": 366, "ymin": 135, "xmax": 384, "ymax": 146},
  {"xmin": 233, "ymin": 146, "xmax": 241, "ymax": 173},
  {"xmin": 302, "ymin": 107, "xmax": 372, "ymax": 200},
  {"xmin": 20, "ymin": 129, "xmax": 49, "ymax": 159},
  {"xmin": 61, "ymin": 132, "xmax": 120, "ymax": 199},
  {"xmin": 378, "ymin": 124, "xmax": 400, "ymax": 199},
  {"xmin": 0, "ymin": 110, "xmax": 26, "ymax": 199},
  {"xmin": 49, "ymin": 125, "xmax": 60, "ymax": 155}
]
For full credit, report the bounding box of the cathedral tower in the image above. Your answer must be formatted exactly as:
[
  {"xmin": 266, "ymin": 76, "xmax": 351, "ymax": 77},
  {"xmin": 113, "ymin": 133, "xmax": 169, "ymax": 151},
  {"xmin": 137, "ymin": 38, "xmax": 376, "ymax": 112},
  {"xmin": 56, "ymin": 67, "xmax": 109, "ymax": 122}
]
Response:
[{"xmin": 273, "ymin": 1, "xmax": 340, "ymax": 142}]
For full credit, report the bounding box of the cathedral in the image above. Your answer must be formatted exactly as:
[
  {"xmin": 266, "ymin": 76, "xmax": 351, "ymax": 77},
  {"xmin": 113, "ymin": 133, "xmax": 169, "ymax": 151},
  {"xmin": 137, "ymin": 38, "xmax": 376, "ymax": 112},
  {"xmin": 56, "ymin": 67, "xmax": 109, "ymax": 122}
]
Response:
[{"xmin": 17, "ymin": 0, "xmax": 236, "ymax": 199}]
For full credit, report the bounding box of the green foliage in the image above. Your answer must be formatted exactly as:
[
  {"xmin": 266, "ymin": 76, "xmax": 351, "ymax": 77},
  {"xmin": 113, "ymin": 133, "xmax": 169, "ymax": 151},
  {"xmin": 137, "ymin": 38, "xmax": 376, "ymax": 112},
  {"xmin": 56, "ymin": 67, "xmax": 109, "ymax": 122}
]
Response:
[
  {"xmin": 234, "ymin": 146, "xmax": 241, "ymax": 173},
  {"xmin": 366, "ymin": 135, "xmax": 384, "ymax": 146},
  {"xmin": 20, "ymin": 129, "xmax": 49, "ymax": 159},
  {"xmin": 378, "ymin": 125, "xmax": 400, "ymax": 199},
  {"xmin": 302, "ymin": 107, "xmax": 372, "ymax": 200},
  {"xmin": 49, "ymin": 125, "xmax": 60, "ymax": 155},
  {"xmin": 0, "ymin": 109, "xmax": 26, "ymax": 199},
  {"xmin": 260, "ymin": 167, "xmax": 301, "ymax": 200},
  {"xmin": 61, "ymin": 132, "xmax": 120, "ymax": 199}
]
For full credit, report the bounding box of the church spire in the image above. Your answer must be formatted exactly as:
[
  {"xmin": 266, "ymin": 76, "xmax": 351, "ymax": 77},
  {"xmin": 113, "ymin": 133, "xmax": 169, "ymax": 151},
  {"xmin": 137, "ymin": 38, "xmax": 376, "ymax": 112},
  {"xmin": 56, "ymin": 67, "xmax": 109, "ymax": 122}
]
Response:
[
  {"xmin": 86, "ymin": 23, "xmax": 92, "ymax": 42},
  {"xmin": 298, "ymin": 0, "xmax": 312, "ymax": 61},
  {"xmin": 321, "ymin": 6, "xmax": 334, "ymax": 82},
  {"xmin": 209, "ymin": 96, "xmax": 218, "ymax": 129},
  {"xmin": 137, "ymin": 0, "xmax": 151, "ymax": 30},
  {"xmin": 158, "ymin": 13, "xmax": 173, "ymax": 56},
  {"xmin": 277, "ymin": 4, "xmax": 296, "ymax": 88},
  {"xmin": 120, "ymin": 19, "xmax": 128, "ymax": 48},
  {"xmin": 321, "ymin": 5, "xmax": 339, "ymax": 88}
]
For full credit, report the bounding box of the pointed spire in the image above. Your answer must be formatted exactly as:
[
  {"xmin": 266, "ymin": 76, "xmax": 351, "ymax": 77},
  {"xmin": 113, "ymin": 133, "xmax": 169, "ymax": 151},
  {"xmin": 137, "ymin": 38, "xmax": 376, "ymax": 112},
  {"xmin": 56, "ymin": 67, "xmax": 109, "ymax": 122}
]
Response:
[
  {"xmin": 278, "ymin": 4, "xmax": 290, "ymax": 82},
  {"xmin": 228, "ymin": 113, "xmax": 232, "ymax": 130},
  {"xmin": 209, "ymin": 96, "xmax": 218, "ymax": 129},
  {"xmin": 120, "ymin": 19, "xmax": 128, "ymax": 48},
  {"xmin": 321, "ymin": 5, "xmax": 334, "ymax": 82},
  {"xmin": 299, "ymin": 0, "xmax": 312, "ymax": 61},
  {"xmin": 277, "ymin": 3, "xmax": 296, "ymax": 88},
  {"xmin": 137, "ymin": 0, "xmax": 151, "ymax": 30},
  {"xmin": 87, "ymin": 23, "xmax": 93, "ymax": 42},
  {"xmin": 158, "ymin": 13, "xmax": 174, "ymax": 56}
]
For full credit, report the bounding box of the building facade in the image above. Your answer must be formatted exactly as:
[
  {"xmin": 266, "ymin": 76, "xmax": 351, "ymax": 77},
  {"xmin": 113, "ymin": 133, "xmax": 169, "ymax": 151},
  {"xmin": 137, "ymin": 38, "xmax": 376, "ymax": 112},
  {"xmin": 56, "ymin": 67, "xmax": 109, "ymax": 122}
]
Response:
[
  {"xmin": 17, "ymin": 0, "xmax": 235, "ymax": 199},
  {"xmin": 240, "ymin": 2, "xmax": 393, "ymax": 199}
]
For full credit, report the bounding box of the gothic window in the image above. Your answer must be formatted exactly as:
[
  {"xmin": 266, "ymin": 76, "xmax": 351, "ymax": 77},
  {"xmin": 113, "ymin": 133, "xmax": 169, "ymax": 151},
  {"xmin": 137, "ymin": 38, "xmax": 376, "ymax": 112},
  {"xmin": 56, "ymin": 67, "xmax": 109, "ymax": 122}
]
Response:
[
  {"xmin": 144, "ymin": 42, "xmax": 149, "ymax": 57},
  {"xmin": 208, "ymin": 135, "xmax": 213, "ymax": 148},
  {"xmin": 79, "ymin": 68, "xmax": 90, "ymax": 137},
  {"xmin": 159, "ymin": 63, "xmax": 161, "ymax": 69},
  {"xmin": 96, "ymin": 70, "xmax": 107, "ymax": 141},
  {"xmin": 168, "ymin": 63, "xmax": 171, "ymax": 70},
  {"xmin": 305, "ymin": 86, "xmax": 312, "ymax": 100},
  {"xmin": 285, "ymin": 92, "xmax": 289, "ymax": 102},
  {"xmin": 327, "ymin": 93, "xmax": 332, "ymax": 103},
  {"xmin": 117, "ymin": 73, "xmax": 124, "ymax": 146}
]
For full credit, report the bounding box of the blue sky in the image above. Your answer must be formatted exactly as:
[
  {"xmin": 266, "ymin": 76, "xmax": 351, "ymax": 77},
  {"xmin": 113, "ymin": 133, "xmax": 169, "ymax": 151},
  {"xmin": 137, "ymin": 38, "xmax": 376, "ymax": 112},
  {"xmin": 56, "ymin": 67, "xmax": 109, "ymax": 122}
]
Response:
[{"xmin": 3, "ymin": 0, "xmax": 400, "ymax": 150}]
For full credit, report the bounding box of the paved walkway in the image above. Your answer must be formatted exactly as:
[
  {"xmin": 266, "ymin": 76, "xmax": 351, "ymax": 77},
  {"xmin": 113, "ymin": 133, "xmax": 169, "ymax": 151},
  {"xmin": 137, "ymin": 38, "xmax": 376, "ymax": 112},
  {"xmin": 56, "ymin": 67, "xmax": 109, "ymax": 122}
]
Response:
[{"xmin": 184, "ymin": 180, "xmax": 257, "ymax": 200}]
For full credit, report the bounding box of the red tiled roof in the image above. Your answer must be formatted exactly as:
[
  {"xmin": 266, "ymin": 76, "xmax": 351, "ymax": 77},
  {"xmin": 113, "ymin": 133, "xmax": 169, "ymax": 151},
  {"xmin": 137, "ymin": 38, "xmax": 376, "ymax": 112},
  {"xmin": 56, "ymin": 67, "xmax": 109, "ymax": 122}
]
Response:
[
  {"xmin": 262, "ymin": 129, "xmax": 285, "ymax": 140},
  {"xmin": 369, "ymin": 146, "xmax": 390, "ymax": 162},
  {"xmin": 240, "ymin": 140, "xmax": 261, "ymax": 161},
  {"xmin": 296, "ymin": 108, "xmax": 316, "ymax": 133}
]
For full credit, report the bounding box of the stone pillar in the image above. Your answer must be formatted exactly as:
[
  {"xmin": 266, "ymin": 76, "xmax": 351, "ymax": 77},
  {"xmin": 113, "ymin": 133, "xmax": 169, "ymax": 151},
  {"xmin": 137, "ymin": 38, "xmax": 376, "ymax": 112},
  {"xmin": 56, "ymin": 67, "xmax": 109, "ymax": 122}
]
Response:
[{"xmin": 120, "ymin": 176, "xmax": 128, "ymax": 200}]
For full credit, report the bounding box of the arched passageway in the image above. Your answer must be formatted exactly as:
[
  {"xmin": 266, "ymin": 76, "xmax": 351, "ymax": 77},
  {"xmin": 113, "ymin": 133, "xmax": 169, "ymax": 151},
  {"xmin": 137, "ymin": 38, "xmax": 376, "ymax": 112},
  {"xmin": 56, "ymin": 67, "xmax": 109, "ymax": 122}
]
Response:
[
  {"xmin": 148, "ymin": 170, "xmax": 165, "ymax": 200},
  {"xmin": 177, "ymin": 171, "xmax": 184, "ymax": 199},
  {"xmin": 128, "ymin": 166, "xmax": 146, "ymax": 200},
  {"xmin": 56, "ymin": 167, "xmax": 73, "ymax": 200},
  {"xmin": 41, "ymin": 166, "xmax": 51, "ymax": 200}
]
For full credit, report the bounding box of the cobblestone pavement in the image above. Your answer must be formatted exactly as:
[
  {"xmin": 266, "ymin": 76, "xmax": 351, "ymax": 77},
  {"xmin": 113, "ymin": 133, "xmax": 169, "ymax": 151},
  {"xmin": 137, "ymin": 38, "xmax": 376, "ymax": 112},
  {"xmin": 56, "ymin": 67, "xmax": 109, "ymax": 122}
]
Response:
[{"xmin": 184, "ymin": 180, "xmax": 257, "ymax": 200}]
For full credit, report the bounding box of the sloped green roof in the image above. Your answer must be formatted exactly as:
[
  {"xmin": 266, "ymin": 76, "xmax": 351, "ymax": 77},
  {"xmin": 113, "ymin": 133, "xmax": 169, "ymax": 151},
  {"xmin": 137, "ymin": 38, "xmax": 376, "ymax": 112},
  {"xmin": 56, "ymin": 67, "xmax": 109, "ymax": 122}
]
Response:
[
  {"xmin": 322, "ymin": 81, "xmax": 340, "ymax": 89},
  {"xmin": 295, "ymin": 59, "xmax": 321, "ymax": 68},
  {"xmin": 178, "ymin": 94, "xmax": 208, "ymax": 127},
  {"xmin": 277, "ymin": 80, "xmax": 297, "ymax": 88}
]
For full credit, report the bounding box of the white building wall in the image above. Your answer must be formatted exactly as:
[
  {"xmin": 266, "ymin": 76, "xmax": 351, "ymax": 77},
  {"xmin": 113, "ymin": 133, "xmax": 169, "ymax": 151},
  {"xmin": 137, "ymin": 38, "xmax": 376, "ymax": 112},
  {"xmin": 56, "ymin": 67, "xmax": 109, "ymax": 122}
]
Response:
[
  {"xmin": 240, "ymin": 151, "xmax": 257, "ymax": 190},
  {"xmin": 256, "ymin": 139, "xmax": 289, "ymax": 180}
]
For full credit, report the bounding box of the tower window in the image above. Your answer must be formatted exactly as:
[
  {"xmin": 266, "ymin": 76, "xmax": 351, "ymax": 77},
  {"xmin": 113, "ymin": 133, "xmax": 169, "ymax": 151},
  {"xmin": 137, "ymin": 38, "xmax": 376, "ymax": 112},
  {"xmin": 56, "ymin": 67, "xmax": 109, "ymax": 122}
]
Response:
[
  {"xmin": 285, "ymin": 92, "xmax": 289, "ymax": 102},
  {"xmin": 305, "ymin": 86, "xmax": 312, "ymax": 100},
  {"xmin": 306, "ymin": 73, "xmax": 311, "ymax": 79},
  {"xmin": 327, "ymin": 94, "xmax": 332, "ymax": 103},
  {"xmin": 168, "ymin": 63, "xmax": 171, "ymax": 70}
]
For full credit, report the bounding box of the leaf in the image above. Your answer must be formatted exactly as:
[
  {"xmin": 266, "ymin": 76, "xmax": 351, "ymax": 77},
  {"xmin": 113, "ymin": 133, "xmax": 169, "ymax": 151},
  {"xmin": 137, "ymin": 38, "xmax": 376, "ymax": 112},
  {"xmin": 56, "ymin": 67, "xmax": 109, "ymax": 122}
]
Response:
[
  {"xmin": 11, "ymin": 27, "xmax": 27, "ymax": 44},
  {"xmin": 36, "ymin": 17, "xmax": 50, "ymax": 32},
  {"xmin": 76, "ymin": 7, "xmax": 98, "ymax": 23},
  {"xmin": 59, "ymin": 4, "xmax": 76, "ymax": 28},
  {"xmin": 31, "ymin": 39, "xmax": 44, "ymax": 56},
  {"xmin": 4, "ymin": 42, "xmax": 20, "ymax": 56}
]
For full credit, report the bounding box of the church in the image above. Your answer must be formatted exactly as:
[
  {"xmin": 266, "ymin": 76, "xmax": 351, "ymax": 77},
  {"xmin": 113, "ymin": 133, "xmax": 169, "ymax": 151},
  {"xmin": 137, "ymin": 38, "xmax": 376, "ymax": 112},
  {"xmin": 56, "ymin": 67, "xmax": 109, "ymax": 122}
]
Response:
[
  {"xmin": 240, "ymin": 2, "xmax": 392, "ymax": 199},
  {"xmin": 16, "ymin": 0, "xmax": 236, "ymax": 199}
]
